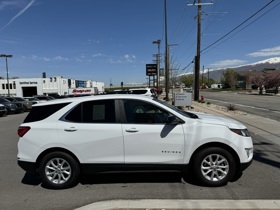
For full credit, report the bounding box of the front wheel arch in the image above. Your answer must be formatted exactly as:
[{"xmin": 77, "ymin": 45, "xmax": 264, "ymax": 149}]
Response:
[{"xmin": 189, "ymin": 143, "xmax": 241, "ymax": 184}]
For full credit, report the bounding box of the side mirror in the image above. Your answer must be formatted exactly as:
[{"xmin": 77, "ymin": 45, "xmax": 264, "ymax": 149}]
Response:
[{"xmin": 166, "ymin": 115, "xmax": 183, "ymax": 125}]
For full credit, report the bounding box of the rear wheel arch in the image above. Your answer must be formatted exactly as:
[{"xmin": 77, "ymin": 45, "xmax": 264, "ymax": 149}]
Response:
[{"xmin": 35, "ymin": 147, "xmax": 81, "ymax": 170}]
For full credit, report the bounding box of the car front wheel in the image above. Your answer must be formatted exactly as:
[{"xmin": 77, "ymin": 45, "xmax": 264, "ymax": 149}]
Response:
[
  {"xmin": 193, "ymin": 147, "xmax": 236, "ymax": 187},
  {"xmin": 39, "ymin": 152, "xmax": 80, "ymax": 189}
]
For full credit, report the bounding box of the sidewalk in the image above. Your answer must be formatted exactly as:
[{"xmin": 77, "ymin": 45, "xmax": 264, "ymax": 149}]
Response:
[
  {"xmin": 76, "ymin": 100, "xmax": 280, "ymax": 210},
  {"xmin": 76, "ymin": 199, "xmax": 280, "ymax": 210}
]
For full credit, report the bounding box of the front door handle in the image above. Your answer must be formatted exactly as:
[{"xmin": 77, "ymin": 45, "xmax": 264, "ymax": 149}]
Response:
[
  {"xmin": 64, "ymin": 127, "xmax": 77, "ymax": 132},
  {"xmin": 125, "ymin": 128, "xmax": 139, "ymax": 133}
]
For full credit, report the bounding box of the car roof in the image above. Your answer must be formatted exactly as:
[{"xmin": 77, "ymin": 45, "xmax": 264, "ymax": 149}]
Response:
[{"xmin": 32, "ymin": 94, "xmax": 154, "ymax": 107}]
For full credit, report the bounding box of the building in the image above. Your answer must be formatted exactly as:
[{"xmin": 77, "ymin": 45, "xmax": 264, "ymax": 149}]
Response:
[{"xmin": 0, "ymin": 76, "xmax": 105, "ymax": 97}]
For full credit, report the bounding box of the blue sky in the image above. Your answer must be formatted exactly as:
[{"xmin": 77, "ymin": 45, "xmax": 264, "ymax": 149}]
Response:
[{"xmin": 0, "ymin": 0, "xmax": 279, "ymax": 86}]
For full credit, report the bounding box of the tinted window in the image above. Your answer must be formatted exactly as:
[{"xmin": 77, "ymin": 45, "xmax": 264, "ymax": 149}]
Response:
[
  {"xmin": 123, "ymin": 99, "xmax": 170, "ymax": 124},
  {"xmin": 24, "ymin": 103, "xmax": 70, "ymax": 123},
  {"xmin": 0, "ymin": 98, "xmax": 9, "ymax": 102},
  {"xmin": 131, "ymin": 90, "xmax": 148, "ymax": 94},
  {"xmin": 64, "ymin": 99, "xmax": 116, "ymax": 123}
]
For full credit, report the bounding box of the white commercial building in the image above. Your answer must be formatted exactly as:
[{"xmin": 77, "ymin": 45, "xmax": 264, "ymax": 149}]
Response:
[{"xmin": 0, "ymin": 76, "xmax": 105, "ymax": 97}]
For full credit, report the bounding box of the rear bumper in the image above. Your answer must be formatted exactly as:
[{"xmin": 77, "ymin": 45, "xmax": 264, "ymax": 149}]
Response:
[{"xmin": 18, "ymin": 160, "xmax": 36, "ymax": 172}]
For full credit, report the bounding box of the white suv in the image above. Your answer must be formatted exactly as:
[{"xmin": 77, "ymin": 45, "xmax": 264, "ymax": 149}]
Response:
[
  {"xmin": 17, "ymin": 95, "xmax": 253, "ymax": 189},
  {"xmin": 129, "ymin": 88, "xmax": 157, "ymax": 97}
]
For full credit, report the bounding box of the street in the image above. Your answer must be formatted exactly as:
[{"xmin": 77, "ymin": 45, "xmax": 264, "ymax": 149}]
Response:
[
  {"xmin": 199, "ymin": 90, "xmax": 280, "ymax": 121},
  {"xmin": 0, "ymin": 106, "xmax": 280, "ymax": 210}
]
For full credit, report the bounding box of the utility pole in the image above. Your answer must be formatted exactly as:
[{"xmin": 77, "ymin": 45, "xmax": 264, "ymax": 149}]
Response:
[
  {"xmin": 164, "ymin": 0, "xmax": 169, "ymax": 101},
  {"xmin": 195, "ymin": 0, "xmax": 201, "ymax": 100},
  {"xmin": 208, "ymin": 68, "xmax": 210, "ymax": 87},
  {"xmin": 188, "ymin": 0, "xmax": 213, "ymax": 100}
]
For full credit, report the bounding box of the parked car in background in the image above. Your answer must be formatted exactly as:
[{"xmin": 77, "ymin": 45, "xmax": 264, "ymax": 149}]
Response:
[
  {"xmin": 0, "ymin": 97, "xmax": 24, "ymax": 114},
  {"xmin": 23, "ymin": 97, "xmax": 41, "ymax": 105},
  {"xmin": 5, "ymin": 97, "xmax": 33, "ymax": 111},
  {"xmin": 106, "ymin": 90, "xmax": 131, "ymax": 94},
  {"xmin": 33, "ymin": 95, "xmax": 55, "ymax": 102},
  {"xmin": 17, "ymin": 94, "xmax": 253, "ymax": 189},
  {"xmin": 183, "ymin": 87, "xmax": 192, "ymax": 92},
  {"xmin": 0, "ymin": 104, "xmax": 8, "ymax": 117},
  {"xmin": 129, "ymin": 88, "xmax": 157, "ymax": 97}
]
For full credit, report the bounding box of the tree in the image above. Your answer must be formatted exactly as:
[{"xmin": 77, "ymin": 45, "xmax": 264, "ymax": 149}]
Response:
[
  {"xmin": 265, "ymin": 70, "xmax": 280, "ymax": 94},
  {"xmin": 180, "ymin": 75, "xmax": 193, "ymax": 87},
  {"xmin": 249, "ymin": 72, "xmax": 266, "ymax": 94},
  {"xmin": 249, "ymin": 70, "xmax": 280, "ymax": 94},
  {"xmin": 221, "ymin": 69, "xmax": 237, "ymax": 89}
]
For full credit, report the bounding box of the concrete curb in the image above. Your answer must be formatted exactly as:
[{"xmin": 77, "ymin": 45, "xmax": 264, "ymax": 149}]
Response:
[{"xmin": 75, "ymin": 199, "xmax": 280, "ymax": 210}]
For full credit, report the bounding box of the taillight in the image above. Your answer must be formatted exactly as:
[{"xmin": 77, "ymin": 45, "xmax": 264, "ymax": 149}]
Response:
[{"xmin": 18, "ymin": 126, "xmax": 31, "ymax": 137}]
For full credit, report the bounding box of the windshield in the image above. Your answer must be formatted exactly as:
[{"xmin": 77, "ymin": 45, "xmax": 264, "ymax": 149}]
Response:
[
  {"xmin": 0, "ymin": 98, "xmax": 9, "ymax": 102},
  {"xmin": 153, "ymin": 98, "xmax": 198, "ymax": 119},
  {"xmin": 14, "ymin": 97, "xmax": 24, "ymax": 101}
]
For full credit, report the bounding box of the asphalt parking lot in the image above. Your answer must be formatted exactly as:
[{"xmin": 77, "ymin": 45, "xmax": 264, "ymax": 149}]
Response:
[{"xmin": 1, "ymin": 103, "xmax": 280, "ymax": 210}]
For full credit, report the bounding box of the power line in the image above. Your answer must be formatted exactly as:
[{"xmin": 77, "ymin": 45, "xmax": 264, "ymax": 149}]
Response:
[
  {"xmin": 202, "ymin": 1, "xmax": 280, "ymax": 55},
  {"xmin": 201, "ymin": 0, "xmax": 275, "ymax": 53}
]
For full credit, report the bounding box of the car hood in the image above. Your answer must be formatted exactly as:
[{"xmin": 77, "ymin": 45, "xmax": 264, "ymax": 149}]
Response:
[{"xmin": 191, "ymin": 112, "xmax": 246, "ymax": 129}]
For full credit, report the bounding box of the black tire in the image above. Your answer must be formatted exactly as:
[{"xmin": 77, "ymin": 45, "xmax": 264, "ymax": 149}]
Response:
[
  {"xmin": 192, "ymin": 147, "xmax": 236, "ymax": 187},
  {"xmin": 39, "ymin": 152, "xmax": 80, "ymax": 189}
]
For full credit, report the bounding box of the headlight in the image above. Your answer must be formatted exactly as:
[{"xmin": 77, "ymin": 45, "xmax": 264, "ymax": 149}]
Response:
[{"xmin": 230, "ymin": 128, "xmax": 250, "ymax": 137}]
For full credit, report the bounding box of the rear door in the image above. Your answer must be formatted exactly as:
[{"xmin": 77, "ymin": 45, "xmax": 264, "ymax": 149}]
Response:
[{"xmin": 57, "ymin": 99, "xmax": 124, "ymax": 163}]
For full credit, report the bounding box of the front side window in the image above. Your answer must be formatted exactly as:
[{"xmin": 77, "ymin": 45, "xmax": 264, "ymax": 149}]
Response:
[
  {"xmin": 64, "ymin": 99, "xmax": 116, "ymax": 123},
  {"xmin": 123, "ymin": 99, "xmax": 170, "ymax": 124}
]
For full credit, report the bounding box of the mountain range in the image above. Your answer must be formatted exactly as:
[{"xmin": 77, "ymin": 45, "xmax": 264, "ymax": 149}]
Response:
[{"xmin": 202, "ymin": 57, "xmax": 280, "ymax": 82}]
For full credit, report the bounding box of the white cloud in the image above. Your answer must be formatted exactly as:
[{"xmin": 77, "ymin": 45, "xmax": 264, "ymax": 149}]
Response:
[
  {"xmin": 123, "ymin": 54, "xmax": 136, "ymax": 63},
  {"xmin": 0, "ymin": 1, "xmax": 19, "ymax": 10},
  {"xmin": 92, "ymin": 53, "xmax": 106, "ymax": 58},
  {"xmin": 209, "ymin": 59, "xmax": 247, "ymax": 68},
  {"xmin": 108, "ymin": 54, "xmax": 137, "ymax": 64},
  {"xmin": 30, "ymin": 55, "xmax": 68, "ymax": 62},
  {"xmin": 87, "ymin": 39, "xmax": 100, "ymax": 44},
  {"xmin": 0, "ymin": 0, "xmax": 36, "ymax": 31},
  {"xmin": 247, "ymin": 46, "xmax": 280, "ymax": 57},
  {"xmin": 54, "ymin": 56, "xmax": 69, "ymax": 61}
]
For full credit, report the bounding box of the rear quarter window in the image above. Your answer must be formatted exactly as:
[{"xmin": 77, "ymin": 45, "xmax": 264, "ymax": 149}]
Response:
[{"xmin": 23, "ymin": 103, "xmax": 70, "ymax": 123}]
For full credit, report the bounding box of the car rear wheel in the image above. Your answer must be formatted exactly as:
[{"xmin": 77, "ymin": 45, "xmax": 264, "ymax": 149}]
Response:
[
  {"xmin": 193, "ymin": 147, "xmax": 236, "ymax": 187},
  {"xmin": 39, "ymin": 152, "xmax": 80, "ymax": 189}
]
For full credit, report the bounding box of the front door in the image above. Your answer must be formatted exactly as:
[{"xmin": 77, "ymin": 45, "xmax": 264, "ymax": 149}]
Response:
[{"xmin": 121, "ymin": 99, "xmax": 185, "ymax": 164}]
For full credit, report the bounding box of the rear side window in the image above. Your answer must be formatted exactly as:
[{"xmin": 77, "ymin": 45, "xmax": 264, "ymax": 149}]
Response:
[
  {"xmin": 63, "ymin": 99, "xmax": 116, "ymax": 123},
  {"xmin": 23, "ymin": 103, "xmax": 70, "ymax": 123}
]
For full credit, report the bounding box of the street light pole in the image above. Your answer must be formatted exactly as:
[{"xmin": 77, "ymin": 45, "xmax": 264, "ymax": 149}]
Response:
[
  {"xmin": 152, "ymin": 39, "xmax": 161, "ymax": 89},
  {"xmin": 0, "ymin": 54, "xmax": 13, "ymax": 97}
]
